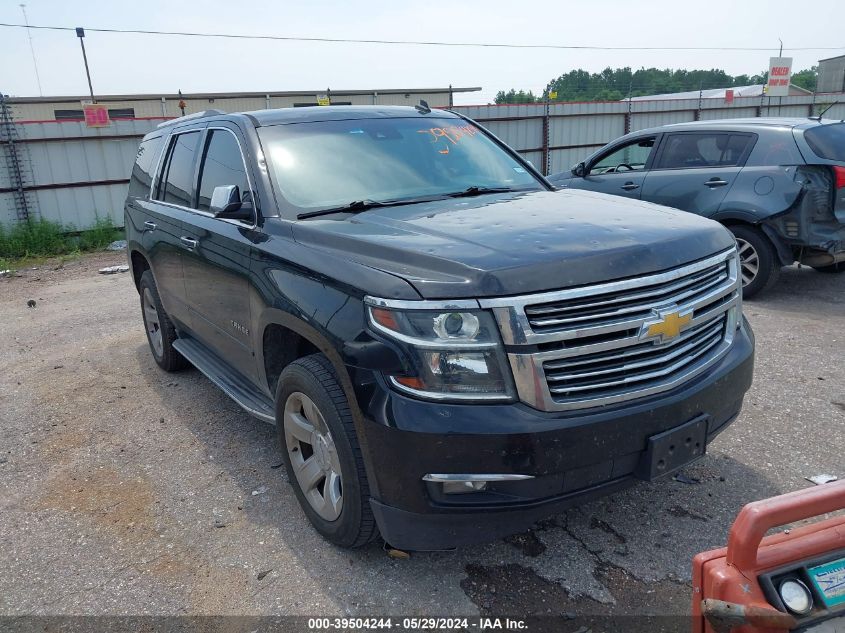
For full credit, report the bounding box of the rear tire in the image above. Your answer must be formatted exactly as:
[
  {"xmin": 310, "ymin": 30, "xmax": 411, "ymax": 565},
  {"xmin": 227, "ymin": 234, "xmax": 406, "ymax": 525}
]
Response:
[
  {"xmin": 275, "ymin": 353, "xmax": 378, "ymax": 548},
  {"xmin": 728, "ymin": 225, "xmax": 780, "ymax": 299},
  {"xmin": 811, "ymin": 262, "xmax": 845, "ymax": 273},
  {"xmin": 139, "ymin": 270, "xmax": 189, "ymax": 372}
]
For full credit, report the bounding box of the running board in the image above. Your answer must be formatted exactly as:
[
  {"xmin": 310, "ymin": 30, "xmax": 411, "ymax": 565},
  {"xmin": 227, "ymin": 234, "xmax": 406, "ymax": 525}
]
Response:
[{"xmin": 173, "ymin": 338, "xmax": 276, "ymax": 424}]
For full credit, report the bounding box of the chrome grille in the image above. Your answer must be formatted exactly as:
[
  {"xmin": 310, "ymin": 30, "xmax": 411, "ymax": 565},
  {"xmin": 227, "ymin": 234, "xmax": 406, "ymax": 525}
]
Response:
[
  {"xmin": 525, "ymin": 258, "xmax": 729, "ymax": 334},
  {"xmin": 479, "ymin": 248, "xmax": 741, "ymax": 411},
  {"xmin": 544, "ymin": 313, "xmax": 726, "ymax": 401}
]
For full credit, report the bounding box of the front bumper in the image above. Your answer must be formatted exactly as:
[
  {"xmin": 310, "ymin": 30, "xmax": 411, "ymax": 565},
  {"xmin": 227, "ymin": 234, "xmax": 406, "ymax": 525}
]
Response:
[{"xmin": 358, "ymin": 318, "xmax": 755, "ymax": 550}]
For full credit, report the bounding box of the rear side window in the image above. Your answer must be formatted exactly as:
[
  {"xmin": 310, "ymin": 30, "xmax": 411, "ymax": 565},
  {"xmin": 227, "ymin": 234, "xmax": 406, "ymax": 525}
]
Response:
[
  {"xmin": 197, "ymin": 129, "xmax": 250, "ymax": 212},
  {"xmin": 656, "ymin": 133, "xmax": 754, "ymax": 169},
  {"xmin": 804, "ymin": 123, "xmax": 845, "ymax": 161},
  {"xmin": 128, "ymin": 136, "xmax": 164, "ymax": 199},
  {"xmin": 156, "ymin": 131, "xmax": 202, "ymax": 207}
]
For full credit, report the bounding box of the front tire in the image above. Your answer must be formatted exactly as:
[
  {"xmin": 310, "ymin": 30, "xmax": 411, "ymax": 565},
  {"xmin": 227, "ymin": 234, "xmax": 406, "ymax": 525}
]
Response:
[
  {"xmin": 729, "ymin": 225, "xmax": 780, "ymax": 299},
  {"xmin": 139, "ymin": 270, "xmax": 189, "ymax": 372},
  {"xmin": 275, "ymin": 354, "xmax": 378, "ymax": 548}
]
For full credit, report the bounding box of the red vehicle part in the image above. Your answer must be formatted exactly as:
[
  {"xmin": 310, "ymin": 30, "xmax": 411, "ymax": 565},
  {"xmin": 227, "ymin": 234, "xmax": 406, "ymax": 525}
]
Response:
[{"xmin": 692, "ymin": 480, "xmax": 845, "ymax": 633}]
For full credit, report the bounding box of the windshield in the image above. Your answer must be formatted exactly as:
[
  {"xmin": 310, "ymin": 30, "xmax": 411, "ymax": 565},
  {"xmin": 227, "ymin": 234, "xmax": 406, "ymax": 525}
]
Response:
[{"xmin": 257, "ymin": 117, "xmax": 542, "ymax": 213}]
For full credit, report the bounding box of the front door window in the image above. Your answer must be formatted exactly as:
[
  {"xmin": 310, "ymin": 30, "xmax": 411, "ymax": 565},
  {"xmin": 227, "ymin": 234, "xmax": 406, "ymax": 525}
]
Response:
[{"xmin": 590, "ymin": 137, "xmax": 656, "ymax": 174}]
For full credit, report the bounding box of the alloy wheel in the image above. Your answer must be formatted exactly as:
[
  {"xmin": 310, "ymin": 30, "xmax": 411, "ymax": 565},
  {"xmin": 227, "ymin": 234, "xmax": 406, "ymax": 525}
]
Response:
[
  {"xmin": 283, "ymin": 391, "xmax": 343, "ymax": 521},
  {"xmin": 142, "ymin": 287, "xmax": 164, "ymax": 357},
  {"xmin": 735, "ymin": 237, "xmax": 759, "ymax": 287}
]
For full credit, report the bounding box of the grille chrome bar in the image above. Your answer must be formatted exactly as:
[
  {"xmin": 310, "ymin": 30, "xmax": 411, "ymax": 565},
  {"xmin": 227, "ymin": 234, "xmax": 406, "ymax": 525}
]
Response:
[
  {"xmin": 479, "ymin": 248, "xmax": 737, "ymax": 346},
  {"xmin": 545, "ymin": 322, "xmax": 724, "ymax": 383},
  {"xmin": 547, "ymin": 328, "xmax": 723, "ymax": 394},
  {"xmin": 481, "ymin": 248, "xmax": 741, "ymax": 412}
]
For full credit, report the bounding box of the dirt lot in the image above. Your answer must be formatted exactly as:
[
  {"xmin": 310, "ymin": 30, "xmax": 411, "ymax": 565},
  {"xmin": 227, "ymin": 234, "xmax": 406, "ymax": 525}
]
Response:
[{"xmin": 1, "ymin": 252, "xmax": 843, "ymax": 625}]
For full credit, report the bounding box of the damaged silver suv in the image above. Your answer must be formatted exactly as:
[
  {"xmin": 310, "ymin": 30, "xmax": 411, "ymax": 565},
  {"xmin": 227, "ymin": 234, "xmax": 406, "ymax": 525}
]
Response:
[{"xmin": 551, "ymin": 118, "xmax": 845, "ymax": 297}]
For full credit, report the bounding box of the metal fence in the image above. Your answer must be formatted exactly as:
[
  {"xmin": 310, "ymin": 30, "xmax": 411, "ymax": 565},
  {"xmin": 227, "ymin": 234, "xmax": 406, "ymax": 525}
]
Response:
[
  {"xmin": 452, "ymin": 93, "xmax": 845, "ymax": 176},
  {"xmin": 2, "ymin": 93, "xmax": 844, "ymax": 230}
]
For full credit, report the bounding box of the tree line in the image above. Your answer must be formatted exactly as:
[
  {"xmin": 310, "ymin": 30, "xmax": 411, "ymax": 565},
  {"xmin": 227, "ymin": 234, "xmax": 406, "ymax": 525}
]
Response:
[{"xmin": 495, "ymin": 66, "xmax": 818, "ymax": 104}]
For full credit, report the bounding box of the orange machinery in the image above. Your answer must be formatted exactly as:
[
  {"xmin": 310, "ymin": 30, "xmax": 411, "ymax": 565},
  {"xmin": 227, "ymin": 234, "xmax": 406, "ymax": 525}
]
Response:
[{"xmin": 692, "ymin": 480, "xmax": 845, "ymax": 632}]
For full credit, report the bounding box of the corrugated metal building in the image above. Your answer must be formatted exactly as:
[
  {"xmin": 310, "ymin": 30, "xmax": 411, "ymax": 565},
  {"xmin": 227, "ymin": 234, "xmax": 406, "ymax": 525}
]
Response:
[
  {"xmin": 5, "ymin": 87, "xmax": 480, "ymax": 121},
  {"xmin": 818, "ymin": 55, "xmax": 845, "ymax": 94}
]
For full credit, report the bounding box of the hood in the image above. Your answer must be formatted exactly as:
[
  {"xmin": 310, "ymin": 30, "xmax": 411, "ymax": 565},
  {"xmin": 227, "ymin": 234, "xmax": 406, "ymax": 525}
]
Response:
[{"xmin": 291, "ymin": 189, "xmax": 735, "ymax": 299}]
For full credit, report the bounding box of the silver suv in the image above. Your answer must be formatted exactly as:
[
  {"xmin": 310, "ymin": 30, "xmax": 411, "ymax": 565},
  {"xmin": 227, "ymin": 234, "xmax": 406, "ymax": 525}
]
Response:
[{"xmin": 551, "ymin": 118, "xmax": 845, "ymax": 297}]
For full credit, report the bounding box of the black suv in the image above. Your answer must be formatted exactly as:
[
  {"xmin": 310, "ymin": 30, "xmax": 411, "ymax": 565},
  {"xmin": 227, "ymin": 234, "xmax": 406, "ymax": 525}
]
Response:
[
  {"xmin": 126, "ymin": 106, "xmax": 754, "ymax": 550},
  {"xmin": 551, "ymin": 118, "xmax": 845, "ymax": 297}
]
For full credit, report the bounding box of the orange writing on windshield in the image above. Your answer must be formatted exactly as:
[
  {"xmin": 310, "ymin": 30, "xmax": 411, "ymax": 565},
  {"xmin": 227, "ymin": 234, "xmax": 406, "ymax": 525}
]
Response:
[{"xmin": 418, "ymin": 124, "xmax": 479, "ymax": 146}]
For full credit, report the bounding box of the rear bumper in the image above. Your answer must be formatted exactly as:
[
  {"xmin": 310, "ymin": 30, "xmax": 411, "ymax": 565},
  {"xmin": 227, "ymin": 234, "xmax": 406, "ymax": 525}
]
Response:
[{"xmin": 358, "ymin": 318, "xmax": 754, "ymax": 550}]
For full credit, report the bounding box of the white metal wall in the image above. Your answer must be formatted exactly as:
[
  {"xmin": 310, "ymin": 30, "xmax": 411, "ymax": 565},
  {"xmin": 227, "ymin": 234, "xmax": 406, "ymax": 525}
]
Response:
[
  {"xmin": 454, "ymin": 94, "xmax": 845, "ymax": 176},
  {"xmin": 3, "ymin": 94, "xmax": 845, "ymax": 230},
  {"xmin": 1, "ymin": 118, "xmax": 160, "ymax": 228}
]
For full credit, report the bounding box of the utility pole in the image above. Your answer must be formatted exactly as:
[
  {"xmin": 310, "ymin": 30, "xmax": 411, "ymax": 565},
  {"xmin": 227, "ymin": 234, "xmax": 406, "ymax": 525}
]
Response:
[
  {"xmin": 778, "ymin": 38, "xmax": 784, "ymax": 115},
  {"xmin": 76, "ymin": 27, "xmax": 95, "ymax": 102},
  {"xmin": 20, "ymin": 4, "xmax": 42, "ymax": 96}
]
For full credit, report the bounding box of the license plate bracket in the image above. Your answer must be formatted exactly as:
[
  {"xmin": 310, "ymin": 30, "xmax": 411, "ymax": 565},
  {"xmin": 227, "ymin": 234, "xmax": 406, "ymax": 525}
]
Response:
[{"xmin": 635, "ymin": 414, "xmax": 709, "ymax": 481}]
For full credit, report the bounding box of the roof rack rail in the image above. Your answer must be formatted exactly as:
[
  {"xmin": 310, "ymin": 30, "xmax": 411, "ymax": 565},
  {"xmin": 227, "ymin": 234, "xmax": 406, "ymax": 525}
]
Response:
[{"xmin": 157, "ymin": 109, "xmax": 226, "ymax": 129}]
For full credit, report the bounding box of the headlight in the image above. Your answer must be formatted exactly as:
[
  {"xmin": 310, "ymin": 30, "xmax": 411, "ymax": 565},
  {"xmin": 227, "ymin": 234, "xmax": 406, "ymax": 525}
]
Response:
[
  {"xmin": 779, "ymin": 579, "xmax": 813, "ymax": 615},
  {"xmin": 365, "ymin": 298, "xmax": 515, "ymax": 401}
]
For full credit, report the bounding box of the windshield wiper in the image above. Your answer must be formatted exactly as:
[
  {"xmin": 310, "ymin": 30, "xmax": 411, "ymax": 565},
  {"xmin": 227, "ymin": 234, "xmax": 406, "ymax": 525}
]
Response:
[
  {"xmin": 297, "ymin": 199, "xmax": 388, "ymax": 220},
  {"xmin": 297, "ymin": 188, "xmax": 519, "ymax": 219},
  {"xmin": 447, "ymin": 186, "xmax": 516, "ymax": 198},
  {"xmin": 297, "ymin": 194, "xmax": 460, "ymax": 220}
]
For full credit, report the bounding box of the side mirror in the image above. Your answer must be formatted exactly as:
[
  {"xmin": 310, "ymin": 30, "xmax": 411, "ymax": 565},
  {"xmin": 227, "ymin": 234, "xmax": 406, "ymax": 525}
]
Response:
[
  {"xmin": 572, "ymin": 162, "xmax": 587, "ymax": 178},
  {"xmin": 210, "ymin": 185, "xmax": 252, "ymax": 220}
]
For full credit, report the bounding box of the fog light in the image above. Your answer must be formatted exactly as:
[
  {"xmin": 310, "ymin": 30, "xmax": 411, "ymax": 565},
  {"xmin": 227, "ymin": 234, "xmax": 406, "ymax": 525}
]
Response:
[
  {"xmin": 422, "ymin": 473, "xmax": 534, "ymax": 495},
  {"xmin": 443, "ymin": 480, "xmax": 488, "ymax": 494},
  {"xmin": 779, "ymin": 579, "xmax": 813, "ymax": 615}
]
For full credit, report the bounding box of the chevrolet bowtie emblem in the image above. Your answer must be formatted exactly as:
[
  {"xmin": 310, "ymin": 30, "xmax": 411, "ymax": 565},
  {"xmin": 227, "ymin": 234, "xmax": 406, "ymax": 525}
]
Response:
[{"xmin": 643, "ymin": 309, "xmax": 692, "ymax": 343}]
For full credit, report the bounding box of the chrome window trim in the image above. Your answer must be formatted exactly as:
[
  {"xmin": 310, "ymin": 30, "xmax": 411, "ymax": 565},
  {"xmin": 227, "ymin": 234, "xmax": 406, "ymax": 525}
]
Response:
[{"xmin": 148, "ymin": 126, "xmax": 258, "ymax": 230}]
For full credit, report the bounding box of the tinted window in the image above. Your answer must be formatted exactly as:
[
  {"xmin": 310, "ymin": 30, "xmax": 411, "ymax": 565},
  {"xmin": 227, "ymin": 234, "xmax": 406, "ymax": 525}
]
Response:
[
  {"xmin": 128, "ymin": 136, "xmax": 164, "ymax": 198},
  {"xmin": 804, "ymin": 123, "xmax": 845, "ymax": 161},
  {"xmin": 657, "ymin": 133, "xmax": 752, "ymax": 169},
  {"xmin": 590, "ymin": 138, "xmax": 655, "ymax": 174},
  {"xmin": 257, "ymin": 117, "xmax": 540, "ymax": 212},
  {"xmin": 157, "ymin": 131, "xmax": 202, "ymax": 207},
  {"xmin": 197, "ymin": 130, "xmax": 250, "ymax": 212}
]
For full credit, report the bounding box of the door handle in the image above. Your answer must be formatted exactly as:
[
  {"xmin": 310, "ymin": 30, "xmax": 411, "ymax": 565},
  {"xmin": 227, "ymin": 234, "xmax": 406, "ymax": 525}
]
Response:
[
  {"xmin": 143, "ymin": 221, "xmax": 157, "ymax": 231},
  {"xmin": 621, "ymin": 182, "xmax": 640, "ymax": 191},
  {"xmin": 705, "ymin": 178, "xmax": 729, "ymax": 187},
  {"xmin": 180, "ymin": 236, "xmax": 198, "ymax": 249}
]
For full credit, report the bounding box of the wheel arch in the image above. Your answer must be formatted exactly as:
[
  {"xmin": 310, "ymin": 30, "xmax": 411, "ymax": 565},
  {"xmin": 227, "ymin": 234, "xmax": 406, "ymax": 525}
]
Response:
[
  {"xmin": 129, "ymin": 249, "xmax": 150, "ymax": 292},
  {"xmin": 713, "ymin": 214, "xmax": 794, "ymax": 267},
  {"xmin": 257, "ymin": 309, "xmax": 363, "ymax": 418}
]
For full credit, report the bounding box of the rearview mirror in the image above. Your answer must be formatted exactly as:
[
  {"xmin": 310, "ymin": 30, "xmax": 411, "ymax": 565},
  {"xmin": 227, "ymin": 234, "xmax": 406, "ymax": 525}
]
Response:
[
  {"xmin": 210, "ymin": 185, "xmax": 252, "ymax": 220},
  {"xmin": 572, "ymin": 162, "xmax": 587, "ymax": 178}
]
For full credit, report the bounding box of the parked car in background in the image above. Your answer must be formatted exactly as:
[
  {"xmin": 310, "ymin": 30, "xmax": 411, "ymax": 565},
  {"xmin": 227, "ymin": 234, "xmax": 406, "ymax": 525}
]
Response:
[
  {"xmin": 550, "ymin": 118, "xmax": 845, "ymax": 297},
  {"xmin": 125, "ymin": 105, "xmax": 754, "ymax": 550}
]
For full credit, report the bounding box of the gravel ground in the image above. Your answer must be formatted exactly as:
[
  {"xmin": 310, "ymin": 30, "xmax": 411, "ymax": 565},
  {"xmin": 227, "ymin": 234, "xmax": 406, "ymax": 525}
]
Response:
[{"xmin": 1, "ymin": 252, "xmax": 843, "ymax": 623}]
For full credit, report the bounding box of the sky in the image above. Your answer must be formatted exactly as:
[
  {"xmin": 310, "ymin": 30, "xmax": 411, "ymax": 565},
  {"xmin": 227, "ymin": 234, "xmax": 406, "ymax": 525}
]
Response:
[{"xmin": 2, "ymin": 0, "xmax": 843, "ymax": 105}]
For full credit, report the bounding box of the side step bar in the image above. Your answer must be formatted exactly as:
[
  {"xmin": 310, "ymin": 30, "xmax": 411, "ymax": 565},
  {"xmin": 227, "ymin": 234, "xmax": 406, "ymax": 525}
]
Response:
[{"xmin": 173, "ymin": 338, "xmax": 276, "ymax": 424}]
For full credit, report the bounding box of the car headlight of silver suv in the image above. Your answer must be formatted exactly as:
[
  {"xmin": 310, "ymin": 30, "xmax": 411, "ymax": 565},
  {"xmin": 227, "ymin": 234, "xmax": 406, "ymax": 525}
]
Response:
[{"xmin": 365, "ymin": 297, "xmax": 515, "ymax": 401}]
